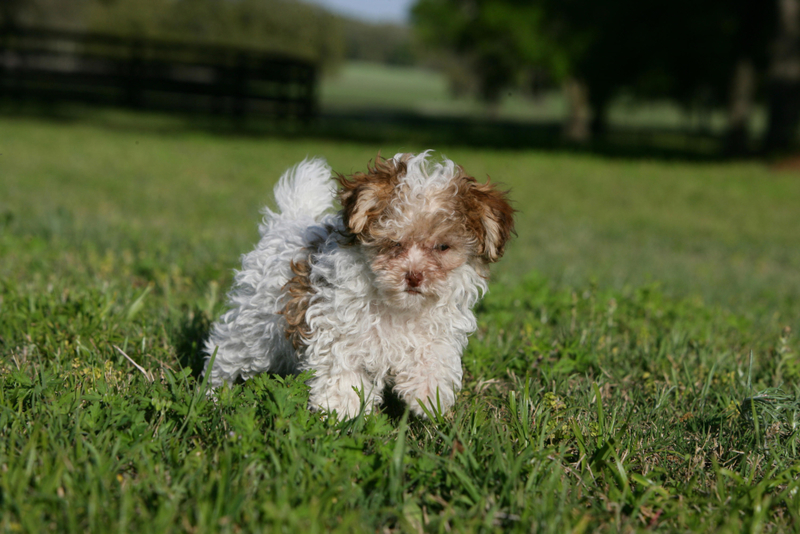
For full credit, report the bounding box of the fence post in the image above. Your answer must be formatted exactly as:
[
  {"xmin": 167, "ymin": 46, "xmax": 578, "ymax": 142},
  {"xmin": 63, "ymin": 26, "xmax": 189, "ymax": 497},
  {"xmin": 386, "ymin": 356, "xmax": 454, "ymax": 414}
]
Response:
[
  {"xmin": 302, "ymin": 63, "xmax": 317, "ymax": 124},
  {"xmin": 211, "ymin": 59, "xmax": 225, "ymax": 115},
  {"xmin": 232, "ymin": 52, "xmax": 248, "ymax": 122},
  {"xmin": 0, "ymin": 27, "xmax": 318, "ymax": 123},
  {"xmin": 0, "ymin": 24, "xmax": 7, "ymax": 99},
  {"xmin": 0, "ymin": 24, "xmax": 19, "ymax": 100},
  {"xmin": 125, "ymin": 38, "xmax": 144, "ymax": 108}
]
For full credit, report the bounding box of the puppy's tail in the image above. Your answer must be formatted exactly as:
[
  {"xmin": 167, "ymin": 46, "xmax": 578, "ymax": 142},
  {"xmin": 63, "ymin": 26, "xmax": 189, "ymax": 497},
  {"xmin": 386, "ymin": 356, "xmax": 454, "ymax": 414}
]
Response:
[{"xmin": 267, "ymin": 158, "xmax": 335, "ymax": 223}]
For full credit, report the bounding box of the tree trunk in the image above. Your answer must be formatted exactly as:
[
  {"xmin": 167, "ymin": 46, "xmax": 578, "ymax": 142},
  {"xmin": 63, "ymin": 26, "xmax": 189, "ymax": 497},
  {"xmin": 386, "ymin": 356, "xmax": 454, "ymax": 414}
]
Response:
[
  {"xmin": 589, "ymin": 90, "xmax": 610, "ymax": 138},
  {"xmin": 1, "ymin": 0, "xmax": 25, "ymax": 28},
  {"xmin": 726, "ymin": 59, "xmax": 756, "ymax": 155},
  {"xmin": 563, "ymin": 78, "xmax": 590, "ymax": 143},
  {"xmin": 765, "ymin": 0, "xmax": 800, "ymax": 152}
]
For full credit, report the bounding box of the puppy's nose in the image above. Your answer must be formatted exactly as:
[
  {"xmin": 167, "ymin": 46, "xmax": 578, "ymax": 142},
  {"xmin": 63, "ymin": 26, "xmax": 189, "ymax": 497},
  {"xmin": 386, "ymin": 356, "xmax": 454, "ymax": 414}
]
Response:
[{"xmin": 405, "ymin": 271, "xmax": 424, "ymax": 288}]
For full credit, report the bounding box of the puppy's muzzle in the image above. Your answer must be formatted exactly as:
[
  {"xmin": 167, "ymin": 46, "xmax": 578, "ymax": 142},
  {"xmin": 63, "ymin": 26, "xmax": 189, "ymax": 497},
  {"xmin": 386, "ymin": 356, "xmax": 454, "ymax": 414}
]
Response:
[{"xmin": 405, "ymin": 271, "xmax": 424, "ymax": 291}]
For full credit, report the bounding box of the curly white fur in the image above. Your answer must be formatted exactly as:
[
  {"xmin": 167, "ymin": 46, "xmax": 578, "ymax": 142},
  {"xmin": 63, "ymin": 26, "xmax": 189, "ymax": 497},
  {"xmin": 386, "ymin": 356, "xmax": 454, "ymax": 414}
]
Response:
[{"xmin": 204, "ymin": 152, "xmax": 513, "ymax": 419}]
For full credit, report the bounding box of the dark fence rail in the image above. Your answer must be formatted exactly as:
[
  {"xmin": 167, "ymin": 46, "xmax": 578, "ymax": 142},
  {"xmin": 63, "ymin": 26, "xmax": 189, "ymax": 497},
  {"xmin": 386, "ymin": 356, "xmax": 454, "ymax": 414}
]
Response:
[{"xmin": 0, "ymin": 26, "xmax": 317, "ymax": 121}]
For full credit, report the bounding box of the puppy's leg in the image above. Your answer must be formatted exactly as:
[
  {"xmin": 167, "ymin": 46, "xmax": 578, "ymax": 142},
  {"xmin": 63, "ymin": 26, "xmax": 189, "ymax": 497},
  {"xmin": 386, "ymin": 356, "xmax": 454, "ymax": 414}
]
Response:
[
  {"xmin": 393, "ymin": 344, "xmax": 463, "ymax": 417},
  {"xmin": 307, "ymin": 370, "xmax": 383, "ymax": 419}
]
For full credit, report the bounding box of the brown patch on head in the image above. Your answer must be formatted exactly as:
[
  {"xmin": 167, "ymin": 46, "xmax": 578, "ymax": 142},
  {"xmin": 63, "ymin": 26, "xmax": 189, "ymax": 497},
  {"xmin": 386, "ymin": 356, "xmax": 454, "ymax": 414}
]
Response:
[
  {"xmin": 454, "ymin": 169, "xmax": 515, "ymax": 262},
  {"xmin": 334, "ymin": 154, "xmax": 514, "ymax": 308},
  {"xmin": 336, "ymin": 154, "xmax": 407, "ymax": 240},
  {"xmin": 280, "ymin": 258, "xmax": 314, "ymax": 350}
]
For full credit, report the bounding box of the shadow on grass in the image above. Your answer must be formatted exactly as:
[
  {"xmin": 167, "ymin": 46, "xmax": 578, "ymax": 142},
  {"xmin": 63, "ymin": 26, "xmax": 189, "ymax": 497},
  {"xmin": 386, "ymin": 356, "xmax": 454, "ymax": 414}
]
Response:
[
  {"xmin": 315, "ymin": 110, "xmax": 733, "ymax": 161},
  {"xmin": 380, "ymin": 384, "xmax": 409, "ymax": 423},
  {"xmin": 171, "ymin": 307, "xmax": 212, "ymax": 380},
  {"xmin": 0, "ymin": 100, "xmax": 744, "ymax": 162}
]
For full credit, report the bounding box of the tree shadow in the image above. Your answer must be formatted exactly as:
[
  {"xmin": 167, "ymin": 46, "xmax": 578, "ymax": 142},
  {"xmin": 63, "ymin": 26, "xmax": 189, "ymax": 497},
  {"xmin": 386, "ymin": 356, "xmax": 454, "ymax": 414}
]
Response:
[
  {"xmin": 314, "ymin": 110, "xmax": 733, "ymax": 161},
  {"xmin": 0, "ymin": 100, "xmax": 748, "ymax": 162}
]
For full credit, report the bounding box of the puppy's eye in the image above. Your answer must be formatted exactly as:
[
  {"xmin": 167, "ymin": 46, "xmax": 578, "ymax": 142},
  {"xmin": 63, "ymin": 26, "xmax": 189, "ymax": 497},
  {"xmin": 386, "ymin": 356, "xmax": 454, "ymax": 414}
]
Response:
[
  {"xmin": 393, "ymin": 242, "xmax": 403, "ymax": 248},
  {"xmin": 435, "ymin": 244, "xmax": 450, "ymax": 252}
]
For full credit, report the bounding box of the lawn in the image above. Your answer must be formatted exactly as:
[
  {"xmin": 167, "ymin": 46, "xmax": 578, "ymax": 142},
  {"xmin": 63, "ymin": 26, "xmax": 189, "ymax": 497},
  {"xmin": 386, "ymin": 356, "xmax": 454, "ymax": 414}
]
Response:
[
  {"xmin": 320, "ymin": 61, "xmax": 567, "ymax": 123},
  {"xmin": 320, "ymin": 61, "xmax": 769, "ymax": 135},
  {"xmin": 2, "ymin": 112, "xmax": 800, "ymax": 532}
]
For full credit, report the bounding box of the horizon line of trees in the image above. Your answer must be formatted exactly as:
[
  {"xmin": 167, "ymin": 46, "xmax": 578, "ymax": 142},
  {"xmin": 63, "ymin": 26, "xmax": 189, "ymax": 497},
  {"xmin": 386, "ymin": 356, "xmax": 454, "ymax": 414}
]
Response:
[
  {"xmin": 0, "ymin": 0, "xmax": 415, "ymax": 72},
  {"xmin": 4, "ymin": 0, "xmax": 800, "ymax": 151}
]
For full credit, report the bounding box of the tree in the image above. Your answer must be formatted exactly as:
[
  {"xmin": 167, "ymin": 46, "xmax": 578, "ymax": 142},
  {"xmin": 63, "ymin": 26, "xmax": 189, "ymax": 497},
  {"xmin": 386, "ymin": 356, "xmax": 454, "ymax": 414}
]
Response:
[
  {"xmin": 764, "ymin": 0, "xmax": 800, "ymax": 152},
  {"xmin": 547, "ymin": 0, "xmax": 773, "ymax": 141},
  {"xmin": 412, "ymin": 0, "xmax": 567, "ymax": 105},
  {"xmin": 2, "ymin": 0, "xmax": 346, "ymax": 71},
  {"xmin": 1, "ymin": 0, "xmax": 87, "ymax": 29},
  {"xmin": 85, "ymin": 0, "xmax": 345, "ymax": 69},
  {"xmin": 413, "ymin": 0, "xmax": 776, "ymax": 148}
]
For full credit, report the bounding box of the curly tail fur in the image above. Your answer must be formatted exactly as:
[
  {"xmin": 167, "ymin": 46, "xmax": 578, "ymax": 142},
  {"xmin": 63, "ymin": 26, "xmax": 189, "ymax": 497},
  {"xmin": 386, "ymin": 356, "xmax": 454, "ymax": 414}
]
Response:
[
  {"xmin": 204, "ymin": 158, "xmax": 337, "ymax": 388},
  {"xmin": 263, "ymin": 158, "xmax": 335, "ymax": 228}
]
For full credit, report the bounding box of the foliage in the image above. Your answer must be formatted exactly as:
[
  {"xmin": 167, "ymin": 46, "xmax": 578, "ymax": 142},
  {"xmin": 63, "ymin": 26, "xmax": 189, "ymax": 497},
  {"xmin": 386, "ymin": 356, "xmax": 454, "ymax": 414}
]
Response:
[
  {"xmin": 412, "ymin": 0, "xmax": 775, "ymax": 130},
  {"xmin": 547, "ymin": 0, "xmax": 775, "ymax": 128},
  {"xmin": 0, "ymin": 0, "xmax": 87, "ymax": 28},
  {"xmin": 85, "ymin": 0, "xmax": 345, "ymax": 68},
  {"xmin": 412, "ymin": 0, "xmax": 567, "ymax": 102},
  {"xmin": 341, "ymin": 19, "xmax": 416, "ymax": 66},
  {"xmin": 1, "ymin": 0, "xmax": 346, "ymax": 70},
  {"xmin": 2, "ymin": 112, "xmax": 800, "ymax": 531}
]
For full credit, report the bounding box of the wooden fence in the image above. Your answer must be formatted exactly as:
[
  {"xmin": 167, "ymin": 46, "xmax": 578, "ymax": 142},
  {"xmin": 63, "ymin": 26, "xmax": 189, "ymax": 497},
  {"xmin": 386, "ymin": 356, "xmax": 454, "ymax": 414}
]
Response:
[{"xmin": 0, "ymin": 26, "xmax": 317, "ymax": 121}]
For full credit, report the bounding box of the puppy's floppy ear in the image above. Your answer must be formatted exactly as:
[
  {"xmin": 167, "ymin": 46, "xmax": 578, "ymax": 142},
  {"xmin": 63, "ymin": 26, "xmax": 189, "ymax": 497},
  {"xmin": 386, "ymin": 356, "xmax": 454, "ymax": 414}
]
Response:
[
  {"xmin": 458, "ymin": 171, "xmax": 515, "ymax": 262},
  {"xmin": 336, "ymin": 155, "xmax": 405, "ymax": 238}
]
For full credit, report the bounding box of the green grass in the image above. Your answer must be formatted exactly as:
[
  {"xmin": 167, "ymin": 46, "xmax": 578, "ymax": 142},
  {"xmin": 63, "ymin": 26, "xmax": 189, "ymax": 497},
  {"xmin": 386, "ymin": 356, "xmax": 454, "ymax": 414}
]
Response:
[
  {"xmin": 2, "ymin": 113, "xmax": 800, "ymax": 532},
  {"xmin": 321, "ymin": 61, "xmax": 769, "ymax": 136},
  {"xmin": 320, "ymin": 61, "xmax": 567, "ymax": 122}
]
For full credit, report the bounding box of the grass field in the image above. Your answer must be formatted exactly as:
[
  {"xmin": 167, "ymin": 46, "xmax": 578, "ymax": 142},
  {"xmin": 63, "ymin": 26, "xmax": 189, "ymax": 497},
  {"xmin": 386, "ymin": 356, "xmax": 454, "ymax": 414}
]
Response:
[
  {"xmin": 321, "ymin": 61, "xmax": 768, "ymax": 135},
  {"xmin": 320, "ymin": 61, "xmax": 567, "ymax": 123},
  {"xmin": 2, "ymin": 112, "xmax": 800, "ymax": 532}
]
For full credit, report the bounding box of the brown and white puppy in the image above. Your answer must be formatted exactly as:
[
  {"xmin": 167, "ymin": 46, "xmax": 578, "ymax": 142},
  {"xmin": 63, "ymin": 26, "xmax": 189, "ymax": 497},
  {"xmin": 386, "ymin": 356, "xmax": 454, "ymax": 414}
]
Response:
[{"xmin": 205, "ymin": 152, "xmax": 514, "ymax": 419}]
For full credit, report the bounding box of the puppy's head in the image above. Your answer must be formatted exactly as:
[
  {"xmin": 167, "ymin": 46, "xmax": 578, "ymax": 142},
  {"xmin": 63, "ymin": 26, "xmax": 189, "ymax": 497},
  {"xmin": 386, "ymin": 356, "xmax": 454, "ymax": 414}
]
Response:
[{"xmin": 337, "ymin": 152, "xmax": 514, "ymax": 308}]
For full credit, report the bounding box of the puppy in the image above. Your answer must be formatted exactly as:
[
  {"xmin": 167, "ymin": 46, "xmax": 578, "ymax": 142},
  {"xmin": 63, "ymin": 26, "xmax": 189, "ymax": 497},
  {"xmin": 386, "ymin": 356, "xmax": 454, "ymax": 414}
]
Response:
[{"xmin": 204, "ymin": 152, "xmax": 514, "ymax": 419}]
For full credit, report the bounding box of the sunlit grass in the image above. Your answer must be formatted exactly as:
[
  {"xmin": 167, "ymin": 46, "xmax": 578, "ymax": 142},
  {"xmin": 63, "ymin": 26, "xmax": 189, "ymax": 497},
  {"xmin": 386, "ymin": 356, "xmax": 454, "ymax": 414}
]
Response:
[
  {"xmin": 3, "ymin": 114, "xmax": 798, "ymax": 318},
  {"xmin": 321, "ymin": 60, "xmax": 568, "ymax": 122},
  {"xmin": 2, "ymin": 112, "xmax": 800, "ymax": 531}
]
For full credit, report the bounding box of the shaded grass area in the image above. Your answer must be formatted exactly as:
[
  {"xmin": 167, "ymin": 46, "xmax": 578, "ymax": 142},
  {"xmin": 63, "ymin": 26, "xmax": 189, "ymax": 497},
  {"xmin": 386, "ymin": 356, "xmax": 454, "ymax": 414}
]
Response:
[
  {"xmin": 0, "ymin": 60, "xmax": 773, "ymax": 158},
  {"xmin": 321, "ymin": 61, "xmax": 768, "ymax": 137},
  {"xmin": 1, "ymin": 95, "xmax": 729, "ymax": 159},
  {"xmin": 319, "ymin": 62, "xmax": 768, "ymax": 156},
  {"xmin": 320, "ymin": 61, "xmax": 567, "ymax": 123},
  {"xmin": 2, "ymin": 114, "xmax": 800, "ymax": 531}
]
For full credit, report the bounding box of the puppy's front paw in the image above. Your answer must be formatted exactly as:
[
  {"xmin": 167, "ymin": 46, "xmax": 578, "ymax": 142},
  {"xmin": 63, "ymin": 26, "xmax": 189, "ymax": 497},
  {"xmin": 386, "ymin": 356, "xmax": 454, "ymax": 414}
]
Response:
[
  {"xmin": 309, "ymin": 391, "xmax": 364, "ymax": 420},
  {"xmin": 397, "ymin": 380, "xmax": 456, "ymax": 419},
  {"xmin": 308, "ymin": 373, "xmax": 381, "ymax": 420}
]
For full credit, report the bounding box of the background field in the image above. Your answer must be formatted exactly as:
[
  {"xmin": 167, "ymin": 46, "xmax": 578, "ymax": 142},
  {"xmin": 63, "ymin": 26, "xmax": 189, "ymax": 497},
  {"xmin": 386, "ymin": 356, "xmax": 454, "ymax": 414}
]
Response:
[
  {"xmin": 2, "ymin": 109, "xmax": 797, "ymax": 320},
  {"xmin": 321, "ymin": 61, "xmax": 566, "ymax": 122},
  {"xmin": 320, "ymin": 62, "xmax": 768, "ymax": 135},
  {"xmin": 2, "ymin": 109, "xmax": 800, "ymax": 532}
]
